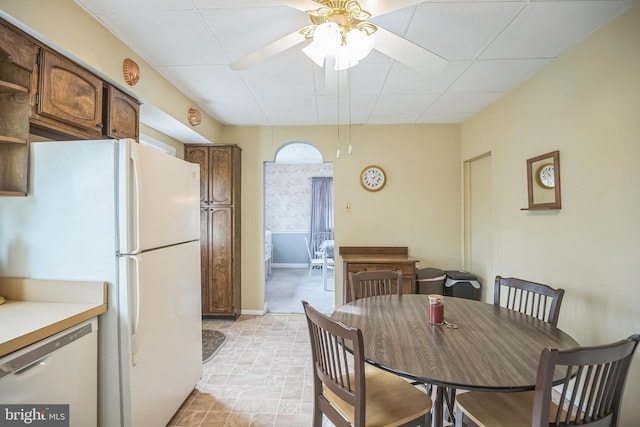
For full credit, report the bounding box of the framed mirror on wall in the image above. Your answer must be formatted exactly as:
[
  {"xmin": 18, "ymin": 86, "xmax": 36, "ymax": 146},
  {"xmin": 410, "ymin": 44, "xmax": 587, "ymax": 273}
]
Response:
[{"xmin": 522, "ymin": 150, "xmax": 561, "ymax": 210}]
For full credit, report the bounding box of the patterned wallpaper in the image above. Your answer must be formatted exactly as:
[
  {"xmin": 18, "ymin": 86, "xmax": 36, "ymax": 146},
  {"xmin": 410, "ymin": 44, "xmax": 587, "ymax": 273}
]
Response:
[{"xmin": 264, "ymin": 162, "xmax": 333, "ymax": 232}]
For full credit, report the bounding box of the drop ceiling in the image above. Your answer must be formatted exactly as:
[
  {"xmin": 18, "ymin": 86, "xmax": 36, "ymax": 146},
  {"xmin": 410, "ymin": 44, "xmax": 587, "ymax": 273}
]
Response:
[{"xmin": 74, "ymin": 0, "xmax": 634, "ymax": 127}]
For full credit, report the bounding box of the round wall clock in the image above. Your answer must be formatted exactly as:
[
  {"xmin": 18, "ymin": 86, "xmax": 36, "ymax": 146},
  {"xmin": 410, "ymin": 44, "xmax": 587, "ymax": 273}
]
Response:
[
  {"xmin": 537, "ymin": 163, "xmax": 555, "ymax": 188},
  {"xmin": 360, "ymin": 165, "xmax": 386, "ymax": 192}
]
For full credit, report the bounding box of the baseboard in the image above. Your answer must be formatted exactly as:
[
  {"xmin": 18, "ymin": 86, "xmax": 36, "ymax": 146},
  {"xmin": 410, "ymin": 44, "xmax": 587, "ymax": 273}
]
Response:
[
  {"xmin": 241, "ymin": 308, "xmax": 266, "ymax": 316},
  {"xmin": 272, "ymin": 263, "xmax": 307, "ymax": 269}
]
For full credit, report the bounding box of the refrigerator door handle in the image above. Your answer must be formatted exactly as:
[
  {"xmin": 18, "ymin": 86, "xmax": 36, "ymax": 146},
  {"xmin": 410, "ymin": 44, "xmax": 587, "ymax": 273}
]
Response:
[
  {"xmin": 129, "ymin": 144, "xmax": 142, "ymax": 254},
  {"xmin": 129, "ymin": 255, "xmax": 141, "ymax": 366}
]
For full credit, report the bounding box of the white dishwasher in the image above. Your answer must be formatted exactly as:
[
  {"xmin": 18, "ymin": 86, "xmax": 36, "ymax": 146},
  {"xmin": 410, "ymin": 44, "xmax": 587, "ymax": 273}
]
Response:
[{"xmin": 0, "ymin": 318, "xmax": 98, "ymax": 427}]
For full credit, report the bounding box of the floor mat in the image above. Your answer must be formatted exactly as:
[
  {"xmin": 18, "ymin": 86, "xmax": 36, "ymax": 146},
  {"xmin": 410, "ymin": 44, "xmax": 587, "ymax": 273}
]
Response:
[{"xmin": 202, "ymin": 329, "xmax": 226, "ymax": 363}]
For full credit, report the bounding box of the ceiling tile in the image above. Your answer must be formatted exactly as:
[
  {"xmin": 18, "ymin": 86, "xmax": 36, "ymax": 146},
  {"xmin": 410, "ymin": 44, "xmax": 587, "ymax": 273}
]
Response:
[
  {"xmin": 96, "ymin": 11, "xmax": 228, "ymax": 66},
  {"xmin": 427, "ymin": 92, "xmax": 504, "ymax": 115},
  {"xmin": 481, "ymin": 1, "xmax": 632, "ymax": 59},
  {"xmin": 448, "ymin": 58, "xmax": 548, "ymax": 93},
  {"xmin": 76, "ymin": 0, "xmax": 193, "ymax": 14},
  {"xmin": 241, "ymin": 62, "xmax": 316, "ymax": 97},
  {"xmin": 405, "ymin": 2, "xmax": 526, "ymax": 60},
  {"xmin": 200, "ymin": 6, "xmax": 310, "ymax": 63},
  {"xmin": 383, "ymin": 61, "xmax": 470, "ymax": 94},
  {"xmin": 372, "ymin": 93, "xmax": 440, "ymax": 116},
  {"xmin": 157, "ymin": 65, "xmax": 251, "ymax": 98}
]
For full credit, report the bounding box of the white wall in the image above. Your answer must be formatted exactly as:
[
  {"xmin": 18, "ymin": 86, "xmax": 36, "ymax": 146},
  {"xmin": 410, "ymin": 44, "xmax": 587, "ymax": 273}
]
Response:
[{"xmin": 461, "ymin": 3, "xmax": 640, "ymax": 424}]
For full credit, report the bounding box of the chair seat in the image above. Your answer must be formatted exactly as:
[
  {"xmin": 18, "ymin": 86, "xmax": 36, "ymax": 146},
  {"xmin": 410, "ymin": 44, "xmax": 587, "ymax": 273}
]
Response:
[
  {"xmin": 455, "ymin": 390, "xmax": 560, "ymax": 427},
  {"xmin": 324, "ymin": 364, "xmax": 432, "ymax": 427}
]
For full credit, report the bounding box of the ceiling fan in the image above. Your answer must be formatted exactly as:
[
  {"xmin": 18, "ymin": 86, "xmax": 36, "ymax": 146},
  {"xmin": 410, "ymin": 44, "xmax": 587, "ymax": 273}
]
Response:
[{"xmin": 229, "ymin": 0, "xmax": 447, "ymax": 75}]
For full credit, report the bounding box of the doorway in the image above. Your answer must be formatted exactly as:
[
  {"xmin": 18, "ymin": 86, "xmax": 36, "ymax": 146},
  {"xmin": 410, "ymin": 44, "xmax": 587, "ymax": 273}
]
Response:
[
  {"xmin": 264, "ymin": 142, "xmax": 335, "ymax": 314},
  {"xmin": 464, "ymin": 152, "xmax": 493, "ymax": 303}
]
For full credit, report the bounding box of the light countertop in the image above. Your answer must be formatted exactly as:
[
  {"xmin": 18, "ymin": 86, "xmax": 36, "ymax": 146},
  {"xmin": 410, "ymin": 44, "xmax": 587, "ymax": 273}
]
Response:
[{"xmin": 0, "ymin": 278, "xmax": 107, "ymax": 357}]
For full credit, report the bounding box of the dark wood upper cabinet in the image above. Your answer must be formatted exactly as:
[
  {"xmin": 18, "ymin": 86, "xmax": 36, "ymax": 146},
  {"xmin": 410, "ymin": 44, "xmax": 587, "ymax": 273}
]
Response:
[
  {"xmin": 32, "ymin": 49, "xmax": 104, "ymax": 139},
  {"xmin": 104, "ymin": 84, "xmax": 139, "ymax": 140},
  {"xmin": 184, "ymin": 145, "xmax": 238, "ymax": 206},
  {"xmin": 1, "ymin": 17, "xmax": 141, "ymax": 197}
]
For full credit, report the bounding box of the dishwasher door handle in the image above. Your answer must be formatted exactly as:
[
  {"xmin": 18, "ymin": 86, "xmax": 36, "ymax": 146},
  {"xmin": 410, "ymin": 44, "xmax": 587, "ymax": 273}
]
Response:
[
  {"xmin": 13, "ymin": 356, "xmax": 50, "ymax": 376},
  {"xmin": 0, "ymin": 322, "xmax": 93, "ymax": 380}
]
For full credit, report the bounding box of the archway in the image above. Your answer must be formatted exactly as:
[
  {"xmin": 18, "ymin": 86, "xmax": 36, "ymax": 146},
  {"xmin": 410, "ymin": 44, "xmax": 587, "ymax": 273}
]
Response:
[{"xmin": 264, "ymin": 142, "xmax": 335, "ymax": 314}]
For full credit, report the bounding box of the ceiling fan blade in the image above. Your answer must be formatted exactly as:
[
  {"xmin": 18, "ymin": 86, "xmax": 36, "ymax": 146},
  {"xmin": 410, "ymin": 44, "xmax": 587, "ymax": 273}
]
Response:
[
  {"xmin": 278, "ymin": 0, "xmax": 322, "ymax": 12},
  {"xmin": 373, "ymin": 26, "xmax": 447, "ymax": 75},
  {"xmin": 364, "ymin": 0, "xmax": 427, "ymax": 17},
  {"xmin": 230, "ymin": 30, "xmax": 307, "ymax": 71}
]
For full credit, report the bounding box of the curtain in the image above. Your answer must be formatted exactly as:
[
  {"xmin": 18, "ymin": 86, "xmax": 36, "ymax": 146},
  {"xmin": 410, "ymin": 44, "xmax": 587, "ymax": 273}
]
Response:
[{"xmin": 309, "ymin": 177, "xmax": 334, "ymax": 253}]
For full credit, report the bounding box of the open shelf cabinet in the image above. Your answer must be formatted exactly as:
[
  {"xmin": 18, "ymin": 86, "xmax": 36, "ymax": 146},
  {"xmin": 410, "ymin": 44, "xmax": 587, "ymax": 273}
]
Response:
[{"xmin": 0, "ymin": 21, "xmax": 35, "ymax": 196}]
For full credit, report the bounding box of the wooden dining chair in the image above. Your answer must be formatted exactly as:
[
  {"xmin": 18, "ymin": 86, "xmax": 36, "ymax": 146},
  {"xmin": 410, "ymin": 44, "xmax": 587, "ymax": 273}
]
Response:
[
  {"xmin": 494, "ymin": 276, "xmax": 565, "ymax": 326},
  {"xmin": 348, "ymin": 270, "xmax": 403, "ymax": 301},
  {"xmin": 454, "ymin": 334, "xmax": 640, "ymax": 427},
  {"xmin": 302, "ymin": 300, "xmax": 432, "ymax": 427}
]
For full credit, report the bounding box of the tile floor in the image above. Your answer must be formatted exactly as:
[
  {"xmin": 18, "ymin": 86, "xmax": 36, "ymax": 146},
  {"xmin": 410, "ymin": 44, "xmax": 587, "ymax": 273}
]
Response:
[
  {"xmin": 167, "ymin": 314, "xmax": 320, "ymax": 427},
  {"xmin": 265, "ymin": 267, "xmax": 335, "ymax": 315}
]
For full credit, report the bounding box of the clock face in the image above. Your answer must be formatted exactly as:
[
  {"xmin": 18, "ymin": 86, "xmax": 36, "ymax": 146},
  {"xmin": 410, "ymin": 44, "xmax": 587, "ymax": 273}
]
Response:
[
  {"xmin": 538, "ymin": 164, "xmax": 555, "ymax": 188},
  {"xmin": 360, "ymin": 166, "xmax": 386, "ymax": 191}
]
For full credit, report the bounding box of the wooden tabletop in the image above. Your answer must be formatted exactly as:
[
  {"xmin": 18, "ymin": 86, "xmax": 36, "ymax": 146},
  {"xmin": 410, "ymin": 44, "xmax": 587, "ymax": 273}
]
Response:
[{"xmin": 331, "ymin": 294, "xmax": 579, "ymax": 392}]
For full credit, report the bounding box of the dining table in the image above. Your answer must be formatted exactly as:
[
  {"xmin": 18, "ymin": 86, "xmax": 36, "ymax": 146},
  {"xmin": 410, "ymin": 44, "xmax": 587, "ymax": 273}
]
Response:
[{"xmin": 331, "ymin": 294, "xmax": 579, "ymax": 427}]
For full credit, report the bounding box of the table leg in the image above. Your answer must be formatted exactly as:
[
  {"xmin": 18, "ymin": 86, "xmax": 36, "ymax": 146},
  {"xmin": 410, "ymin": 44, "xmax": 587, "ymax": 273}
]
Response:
[
  {"xmin": 432, "ymin": 386, "xmax": 443, "ymax": 427},
  {"xmin": 443, "ymin": 388, "xmax": 457, "ymax": 424}
]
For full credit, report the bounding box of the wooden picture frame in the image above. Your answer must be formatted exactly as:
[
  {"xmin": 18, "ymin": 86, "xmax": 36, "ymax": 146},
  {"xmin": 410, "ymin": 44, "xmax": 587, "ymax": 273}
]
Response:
[{"xmin": 522, "ymin": 150, "xmax": 561, "ymax": 210}]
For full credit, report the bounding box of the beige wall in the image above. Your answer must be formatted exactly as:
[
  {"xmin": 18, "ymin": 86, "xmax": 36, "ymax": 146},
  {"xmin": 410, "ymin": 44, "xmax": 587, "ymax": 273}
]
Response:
[
  {"xmin": 222, "ymin": 124, "xmax": 462, "ymax": 311},
  {"xmin": 461, "ymin": 3, "xmax": 640, "ymax": 424},
  {"xmin": 0, "ymin": 0, "xmax": 223, "ymax": 145}
]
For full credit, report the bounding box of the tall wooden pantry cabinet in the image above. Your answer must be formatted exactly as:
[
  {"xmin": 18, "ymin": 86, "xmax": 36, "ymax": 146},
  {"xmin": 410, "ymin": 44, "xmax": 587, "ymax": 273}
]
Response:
[{"xmin": 185, "ymin": 144, "xmax": 241, "ymax": 318}]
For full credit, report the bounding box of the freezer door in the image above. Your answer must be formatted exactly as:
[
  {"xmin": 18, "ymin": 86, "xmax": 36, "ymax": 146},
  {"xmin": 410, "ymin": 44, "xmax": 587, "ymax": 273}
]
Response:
[
  {"xmin": 118, "ymin": 240, "xmax": 202, "ymax": 427},
  {"xmin": 118, "ymin": 139, "xmax": 200, "ymax": 254}
]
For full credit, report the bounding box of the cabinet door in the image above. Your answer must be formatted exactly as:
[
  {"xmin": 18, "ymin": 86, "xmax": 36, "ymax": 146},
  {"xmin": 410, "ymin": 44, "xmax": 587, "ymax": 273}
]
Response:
[
  {"xmin": 209, "ymin": 146, "xmax": 234, "ymax": 205},
  {"xmin": 199, "ymin": 209, "xmax": 210, "ymax": 315},
  {"xmin": 104, "ymin": 85, "xmax": 139, "ymax": 140},
  {"xmin": 204, "ymin": 207, "xmax": 234, "ymax": 315},
  {"xmin": 184, "ymin": 146, "xmax": 209, "ymax": 205},
  {"xmin": 37, "ymin": 50, "xmax": 103, "ymax": 137},
  {"xmin": 0, "ymin": 22, "xmax": 35, "ymax": 72}
]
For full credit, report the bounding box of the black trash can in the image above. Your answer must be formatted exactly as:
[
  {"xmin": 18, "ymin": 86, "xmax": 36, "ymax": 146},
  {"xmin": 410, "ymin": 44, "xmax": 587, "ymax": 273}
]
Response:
[
  {"xmin": 444, "ymin": 270, "xmax": 481, "ymax": 300},
  {"xmin": 415, "ymin": 268, "xmax": 446, "ymax": 295}
]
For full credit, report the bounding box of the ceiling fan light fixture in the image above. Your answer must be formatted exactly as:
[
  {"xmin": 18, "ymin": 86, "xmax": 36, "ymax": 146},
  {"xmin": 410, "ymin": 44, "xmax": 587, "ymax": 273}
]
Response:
[
  {"xmin": 345, "ymin": 28, "xmax": 374, "ymax": 62},
  {"xmin": 302, "ymin": 22, "xmax": 342, "ymax": 66},
  {"xmin": 302, "ymin": 0, "xmax": 377, "ymax": 70},
  {"xmin": 335, "ymin": 45, "xmax": 357, "ymax": 70}
]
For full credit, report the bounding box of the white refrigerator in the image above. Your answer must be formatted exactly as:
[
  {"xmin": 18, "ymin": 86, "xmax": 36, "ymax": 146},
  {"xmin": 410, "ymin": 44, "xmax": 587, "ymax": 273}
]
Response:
[{"xmin": 0, "ymin": 139, "xmax": 202, "ymax": 427}]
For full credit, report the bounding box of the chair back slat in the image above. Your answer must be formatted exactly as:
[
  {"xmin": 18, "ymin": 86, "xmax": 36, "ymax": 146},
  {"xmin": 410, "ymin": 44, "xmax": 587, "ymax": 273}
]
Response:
[
  {"xmin": 495, "ymin": 276, "xmax": 565, "ymax": 326},
  {"xmin": 533, "ymin": 334, "xmax": 640, "ymax": 427},
  {"xmin": 349, "ymin": 270, "xmax": 403, "ymax": 301}
]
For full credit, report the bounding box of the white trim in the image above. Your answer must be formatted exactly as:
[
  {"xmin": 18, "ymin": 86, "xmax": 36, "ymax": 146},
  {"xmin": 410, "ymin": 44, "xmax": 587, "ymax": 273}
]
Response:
[
  {"xmin": 272, "ymin": 263, "xmax": 308, "ymax": 268},
  {"xmin": 241, "ymin": 309, "xmax": 266, "ymax": 316},
  {"xmin": 139, "ymin": 134, "xmax": 177, "ymax": 156}
]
